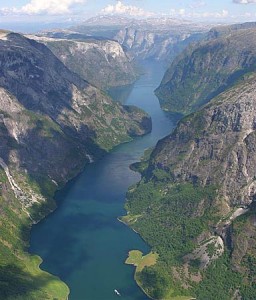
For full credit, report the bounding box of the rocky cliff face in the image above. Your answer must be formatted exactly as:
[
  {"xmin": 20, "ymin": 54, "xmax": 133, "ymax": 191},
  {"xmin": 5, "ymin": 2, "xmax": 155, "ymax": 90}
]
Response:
[
  {"xmin": 114, "ymin": 26, "xmax": 204, "ymax": 62},
  {"xmin": 0, "ymin": 32, "xmax": 151, "ymax": 153},
  {"xmin": 155, "ymin": 27, "xmax": 256, "ymax": 114},
  {"xmin": 29, "ymin": 35, "xmax": 138, "ymax": 90},
  {"xmin": 0, "ymin": 31, "xmax": 151, "ymax": 300},
  {"xmin": 152, "ymin": 74, "xmax": 256, "ymax": 211},
  {"xmin": 124, "ymin": 73, "xmax": 256, "ymax": 299}
]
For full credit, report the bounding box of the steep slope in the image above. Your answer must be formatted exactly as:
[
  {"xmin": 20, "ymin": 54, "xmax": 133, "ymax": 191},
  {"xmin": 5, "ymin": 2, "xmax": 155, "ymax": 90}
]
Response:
[
  {"xmin": 156, "ymin": 27, "xmax": 256, "ymax": 114},
  {"xmin": 208, "ymin": 21, "xmax": 256, "ymax": 39},
  {"xmin": 123, "ymin": 74, "xmax": 256, "ymax": 299},
  {"xmin": 114, "ymin": 26, "xmax": 204, "ymax": 63},
  {"xmin": 0, "ymin": 31, "xmax": 151, "ymax": 299},
  {"xmin": 0, "ymin": 89, "xmax": 75, "ymax": 299},
  {"xmin": 0, "ymin": 32, "xmax": 151, "ymax": 152},
  {"xmin": 29, "ymin": 35, "xmax": 138, "ymax": 91}
]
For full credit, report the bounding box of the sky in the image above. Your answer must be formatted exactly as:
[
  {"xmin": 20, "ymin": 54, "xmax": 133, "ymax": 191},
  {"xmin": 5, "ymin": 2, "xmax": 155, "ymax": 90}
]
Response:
[{"xmin": 0, "ymin": 0, "xmax": 256, "ymax": 27}]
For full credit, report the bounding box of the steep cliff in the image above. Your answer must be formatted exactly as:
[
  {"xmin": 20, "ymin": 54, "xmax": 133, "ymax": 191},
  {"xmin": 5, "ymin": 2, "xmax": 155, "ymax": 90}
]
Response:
[
  {"xmin": 29, "ymin": 35, "xmax": 138, "ymax": 91},
  {"xmin": 123, "ymin": 74, "xmax": 256, "ymax": 299},
  {"xmin": 0, "ymin": 88, "xmax": 74, "ymax": 299},
  {"xmin": 156, "ymin": 26, "xmax": 256, "ymax": 114},
  {"xmin": 0, "ymin": 31, "xmax": 151, "ymax": 299},
  {"xmin": 0, "ymin": 32, "xmax": 151, "ymax": 152},
  {"xmin": 114, "ymin": 26, "xmax": 204, "ymax": 62}
]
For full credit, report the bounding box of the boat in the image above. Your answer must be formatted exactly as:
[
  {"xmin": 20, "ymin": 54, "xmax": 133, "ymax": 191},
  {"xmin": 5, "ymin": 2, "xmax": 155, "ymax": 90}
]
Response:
[{"xmin": 114, "ymin": 289, "xmax": 121, "ymax": 296}]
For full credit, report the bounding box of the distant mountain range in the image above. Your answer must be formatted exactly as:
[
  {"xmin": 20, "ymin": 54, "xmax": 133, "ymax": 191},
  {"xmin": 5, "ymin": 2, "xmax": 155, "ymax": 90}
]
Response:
[{"xmin": 40, "ymin": 15, "xmax": 211, "ymax": 62}]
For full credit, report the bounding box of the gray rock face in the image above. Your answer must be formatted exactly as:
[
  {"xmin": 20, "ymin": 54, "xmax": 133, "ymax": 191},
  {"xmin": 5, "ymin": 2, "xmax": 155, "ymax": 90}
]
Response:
[
  {"xmin": 0, "ymin": 87, "xmax": 85, "ymax": 188},
  {"xmin": 29, "ymin": 35, "xmax": 138, "ymax": 90},
  {"xmin": 152, "ymin": 74, "xmax": 256, "ymax": 210},
  {"xmin": 114, "ymin": 26, "xmax": 204, "ymax": 62}
]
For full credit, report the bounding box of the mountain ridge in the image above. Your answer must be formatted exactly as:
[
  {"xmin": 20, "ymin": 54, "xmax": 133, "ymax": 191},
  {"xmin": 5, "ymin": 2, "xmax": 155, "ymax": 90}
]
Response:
[
  {"xmin": 0, "ymin": 31, "xmax": 151, "ymax": 300},
  {"xmin": 155, "ymin": 25, "xmax": 256, "ymax": 114},
  {"xmin": 56, "ymin": 16, "xmax": 211, "ymax": 62},
  {"xmin": 29, "ymin": 34, "xmax": 138, "ymax": 91}
]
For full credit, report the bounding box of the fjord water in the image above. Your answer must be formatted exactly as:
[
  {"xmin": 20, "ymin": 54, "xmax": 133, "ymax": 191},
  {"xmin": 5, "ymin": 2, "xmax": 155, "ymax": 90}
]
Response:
[{"xmin": 30, "ymin": 61, "xmax": 179, "ymax": 300}]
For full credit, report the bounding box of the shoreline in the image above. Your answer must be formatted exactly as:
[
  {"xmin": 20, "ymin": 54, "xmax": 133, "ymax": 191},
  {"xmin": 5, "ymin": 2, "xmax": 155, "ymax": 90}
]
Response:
[
  {"xmin": 27, "ymin": 61, "xmax": 169, "ymax": 300},
  {"xmin": 28, "ymin": 131, "xmax": 151, "ymax": 299},
  {"xmin": 118, "ymin": 217, "xmax": 156, "ymax": 300},
  {"xmin": 117, "ymin": 217, "xmax": 139, "ymax": 234}
]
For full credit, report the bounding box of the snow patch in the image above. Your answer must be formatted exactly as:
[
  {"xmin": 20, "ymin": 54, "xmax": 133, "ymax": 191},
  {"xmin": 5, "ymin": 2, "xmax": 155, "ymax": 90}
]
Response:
[{"xmin": 0, "ymin": 32, "xmax": 9, "ymax": 41}]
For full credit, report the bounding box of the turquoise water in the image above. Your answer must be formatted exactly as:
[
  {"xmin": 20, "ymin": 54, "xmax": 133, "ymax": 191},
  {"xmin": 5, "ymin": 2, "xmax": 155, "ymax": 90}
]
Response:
[{"xmin": 30, "ymin": 62, "xmax": 180, "ymax": 300}]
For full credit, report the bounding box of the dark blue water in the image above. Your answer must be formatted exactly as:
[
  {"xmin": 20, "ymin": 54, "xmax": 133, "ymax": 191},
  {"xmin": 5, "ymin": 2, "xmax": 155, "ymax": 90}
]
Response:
[{"xmin": 30, "ymin": 62, "xmax": 180, "ymax": 300}]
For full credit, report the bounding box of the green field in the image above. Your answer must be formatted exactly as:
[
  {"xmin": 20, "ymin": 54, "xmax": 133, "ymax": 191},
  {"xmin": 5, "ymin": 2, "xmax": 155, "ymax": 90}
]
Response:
[{"xmin": 125, "ymin": 250, "xmax": 158, "ymax": 272}]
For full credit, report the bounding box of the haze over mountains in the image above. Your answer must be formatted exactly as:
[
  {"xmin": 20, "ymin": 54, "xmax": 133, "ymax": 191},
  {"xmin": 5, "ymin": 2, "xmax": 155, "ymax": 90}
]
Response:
[{"xmin": 40, "ymin": 15, "xmax": 211, "ymax": 62}]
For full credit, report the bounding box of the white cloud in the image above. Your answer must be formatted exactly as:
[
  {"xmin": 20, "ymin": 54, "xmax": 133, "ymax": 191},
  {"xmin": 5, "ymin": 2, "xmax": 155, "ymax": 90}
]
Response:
[
  {"xmin": 233, "ymin": 0, "xmax": 256, "ymax": 3},
  {"xmin": 0, "ymin": 0, "xmax": 85, "ymax": 16},
  {"xmin": 169, "ymin": 8, "xmax": 229, "ymax": 19},
  {"xmin": 189, "ymin": 1, "xmax": 206, "ymax": 9},
  {"xmin": 101, "ymin": 1, "xmax": 154, "ymax": 17}
]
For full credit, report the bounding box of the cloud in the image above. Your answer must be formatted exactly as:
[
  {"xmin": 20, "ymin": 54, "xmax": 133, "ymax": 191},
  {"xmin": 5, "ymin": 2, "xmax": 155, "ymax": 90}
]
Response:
[
  {"xmin": 233, "ymin": 0, "xmax": 256, "ymax": 3},
  {"xmin": 169, "ymin": 8, "xmax": 229, "ymax": 19},
  {"xmin": 0, "ymin": 0, "xmax": 85, "ymax": 16},
  {"xmin": 189, "ymin": 1, "xmax": 206, "ymax": 9},
  {"xmin": 101, "ymin": 1, "xmax": 153, "ymax": 17}
]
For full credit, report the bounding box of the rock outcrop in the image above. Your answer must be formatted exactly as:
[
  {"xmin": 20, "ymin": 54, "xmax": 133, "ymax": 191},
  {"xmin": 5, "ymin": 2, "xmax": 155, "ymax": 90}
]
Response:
[
  {"xmin": 114, "ymin": 25, "xmax": 204, "ymax": 63},
  {"xmin": 152, "ymin": 73, "xmax": 256, "ymax": 210}
]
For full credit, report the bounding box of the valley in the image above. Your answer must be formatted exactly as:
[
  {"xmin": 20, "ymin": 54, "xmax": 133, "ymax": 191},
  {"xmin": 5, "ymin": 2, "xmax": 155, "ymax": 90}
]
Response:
[
  {"xmin": 0, "ymin": 12, "xmax": 256, "ymax": 300},
  {"xmin": 30, "ymin": 61, "xmax": 179, "ymax": 300}
]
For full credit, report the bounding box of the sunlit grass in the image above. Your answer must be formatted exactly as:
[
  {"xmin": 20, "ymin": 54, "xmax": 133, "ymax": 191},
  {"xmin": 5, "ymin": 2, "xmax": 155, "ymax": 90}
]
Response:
[{"xmin": 125, "ymin": 250, "xmax": 158, "ymax": 272}]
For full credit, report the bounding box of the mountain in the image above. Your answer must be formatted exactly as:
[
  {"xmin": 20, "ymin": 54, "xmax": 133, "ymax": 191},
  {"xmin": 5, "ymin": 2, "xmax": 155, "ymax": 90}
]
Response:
[
  {"xmin": 29, "ymin": 34, "xmax": 138, "ymax": 91},
  {"xmin": 0, "ymin": 31, "xmax": 151, "ymax": 299},
  {"xmin": 0, "ymin": 32, "xmax": 151, "ymax": 151},
  {"xmin": 208, "ymin": 21, "xmax": 256, "ymax": 39},
  {"xmin": 67, "ymin": 16, "xmax": 210, "ymax": 62},
  {"xmin": 73, "ymin": 15, "xmax": 208, "ymax": 32},
  {"xmin": 114, "ymin": 26, "xmax": 204, "ymax": 62},
  {"xmin": 123, "ymin": 72, "xmax": 256, "ymax": 300},
  {"xmin": 79, "ymin": 15, "xmax": 136, "ymax": 27},
  {"xmin": 155, "ymin": 25, "xmax": 256, "ymax": 114}
]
